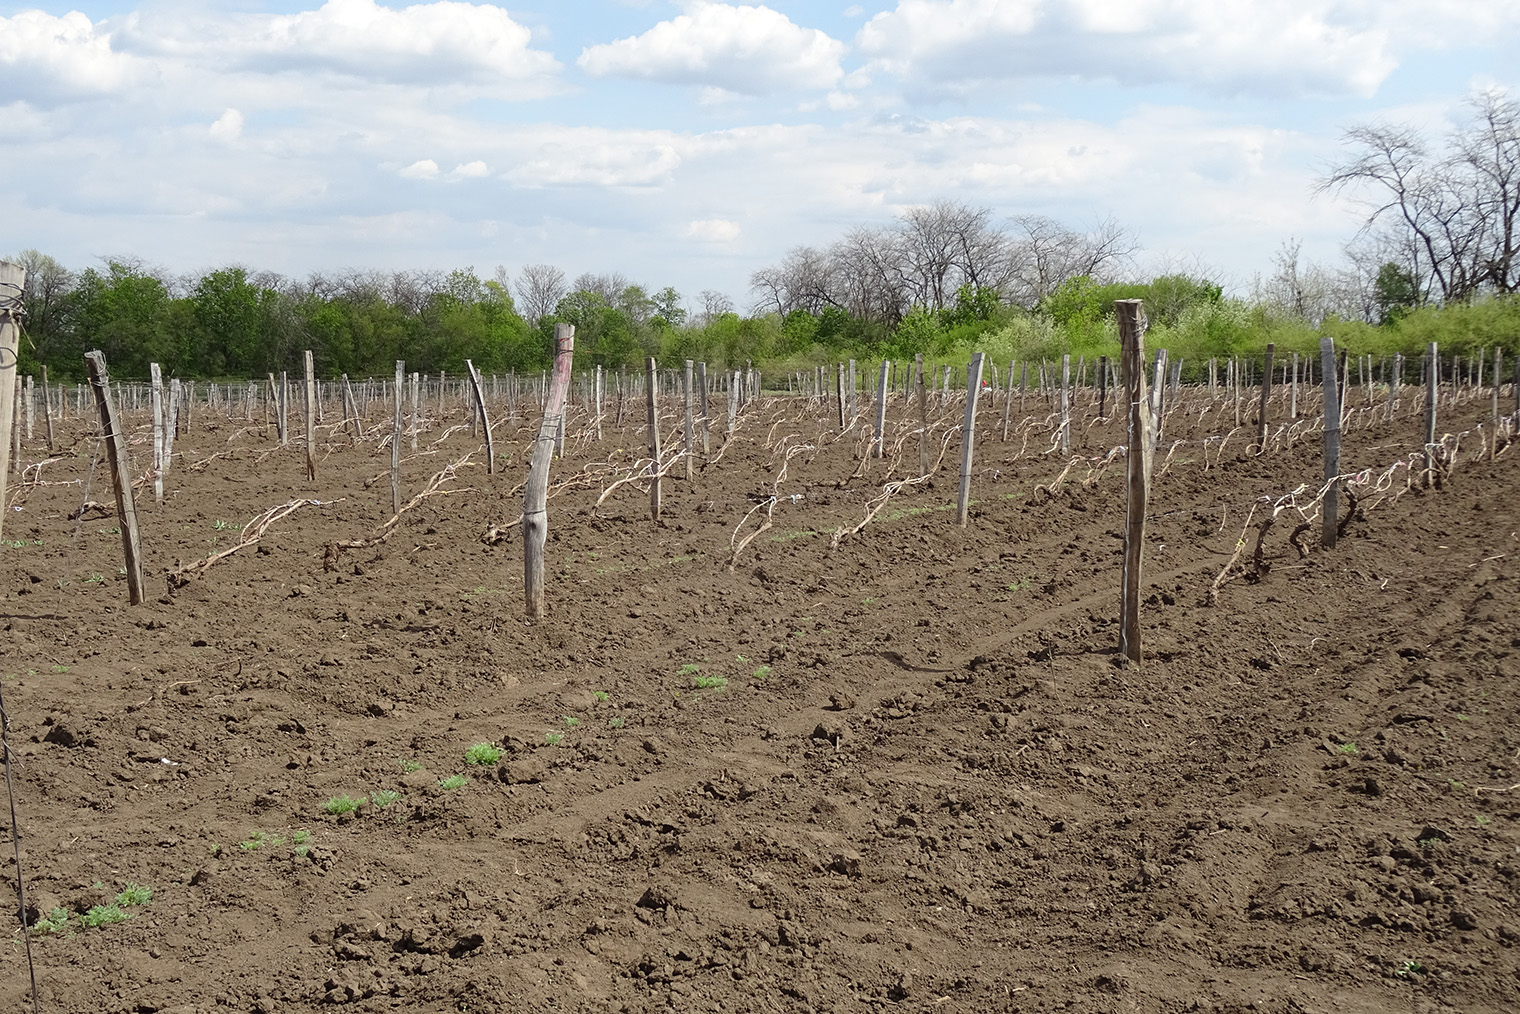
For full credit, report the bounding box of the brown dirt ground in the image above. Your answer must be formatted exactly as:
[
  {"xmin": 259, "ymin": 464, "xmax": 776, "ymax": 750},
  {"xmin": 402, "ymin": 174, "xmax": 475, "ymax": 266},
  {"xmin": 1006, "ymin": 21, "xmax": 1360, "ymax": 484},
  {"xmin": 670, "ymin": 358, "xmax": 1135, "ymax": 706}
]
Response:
[{"xmin": 0, "ymin": 380, "xmax": 1517, "ymax": 1014}]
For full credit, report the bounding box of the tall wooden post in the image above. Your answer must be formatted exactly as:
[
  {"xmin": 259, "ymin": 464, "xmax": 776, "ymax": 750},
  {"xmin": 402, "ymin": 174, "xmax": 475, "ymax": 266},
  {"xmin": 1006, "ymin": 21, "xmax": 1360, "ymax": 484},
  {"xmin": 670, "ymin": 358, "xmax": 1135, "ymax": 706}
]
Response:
[
  {"xmin": 1424, "ymin": 342, "xmax": 1438, "ymax": 487},
  {"xmin": 0, "ymin": 263, "xmax": 22, "ymax": 541},
  {"xmin": 84, "ymin": 351, "xmax": 146, "ymax": 605},
  {"xmin": 646, "ymin": 357, "xmax": 662, "ymax": 520},
  {"xmin": 1321, "ymin": 337, "xmax": 1341, "ymax": 549},
  {"xmin": 524, "ymin": 324, "xmax": 575, "ymax": 619},
  {"xmin": 40, "ymin": 365, "xmax": 54, "ymax": 453},
  {"xmin": 1256, "ymin": 343, "xmax": 1274, "ymax": 454},
  {"xmin": 914, "ymin": 354, "xmax": 929, "ymax": 476},
  {"xmin": 1059, "ymin": 353, "xmax": 1071, "ymax": 453},
  {"xmin": 1098, "ymin": 354, "xmax": 1108, "ymax": 419},
  {"xmin": 304, "ymin": 351, "xmax": 317, "ymax": 480},
  {"xmin": 1117, "ymin": 300, "xmax": 1151, "ymax": 664},
  {"xmin": 697, "ymin": 362, "xmax": 711, "ymax": 456},
  {"xmin": 956, "ymin": 354, "xmax": 984, "ymax": 527},
  {"xmin": 391, "ymin": 362, "xmax": 404, "ymax": 514},
  {"xmin": 873, "ymin": 359, "xmax": 890, "ymax": 459},
  {"xmin": 149, "ymin": 363, "xmax": 165, "ymax": 502},
  {"xmin": 682, "ymin": 360, "xmax": 695, "ymax": 480}
]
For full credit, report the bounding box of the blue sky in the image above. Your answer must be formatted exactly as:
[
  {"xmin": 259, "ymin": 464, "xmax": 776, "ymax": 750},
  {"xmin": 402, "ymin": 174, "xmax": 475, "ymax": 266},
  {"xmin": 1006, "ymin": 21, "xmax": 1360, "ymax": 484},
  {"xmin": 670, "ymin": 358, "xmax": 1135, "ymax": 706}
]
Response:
[{"xmin": 2, "ymin": 0, "xmax": 1517, "ymax": 310}]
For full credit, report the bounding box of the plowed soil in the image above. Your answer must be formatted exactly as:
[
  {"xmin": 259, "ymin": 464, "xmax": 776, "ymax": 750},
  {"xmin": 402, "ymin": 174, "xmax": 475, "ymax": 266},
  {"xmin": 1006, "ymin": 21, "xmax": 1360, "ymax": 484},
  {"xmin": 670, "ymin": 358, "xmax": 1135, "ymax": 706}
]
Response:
[{"xmin": 2, "ymin": 379, "xmax": 1517, "ymax": 1014}]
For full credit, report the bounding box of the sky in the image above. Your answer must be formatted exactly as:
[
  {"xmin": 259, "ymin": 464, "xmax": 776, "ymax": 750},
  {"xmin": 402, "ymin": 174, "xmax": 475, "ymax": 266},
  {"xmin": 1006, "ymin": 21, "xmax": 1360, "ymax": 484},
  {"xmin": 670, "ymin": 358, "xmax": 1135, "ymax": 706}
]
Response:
[{"xmin": 2, "ymin": 0, "xmax": 1517, "ymax": 311}]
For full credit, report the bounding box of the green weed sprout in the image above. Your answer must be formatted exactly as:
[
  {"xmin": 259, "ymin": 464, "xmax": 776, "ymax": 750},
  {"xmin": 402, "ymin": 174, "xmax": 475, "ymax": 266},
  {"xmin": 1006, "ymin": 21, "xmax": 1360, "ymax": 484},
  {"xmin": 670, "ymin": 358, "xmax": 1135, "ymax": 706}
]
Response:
[
  {"xmin": 399, "ymin": 758, "xmax": 423, "ymax": 773},
  {"xmin": 464, "ymin": 742, "xmax": 503, "ymax": 766},
  {"xmin": 1397, "ymin": 959, "xmax": 1425, "ymax": 978},
  {"xmin": 291, "ymin": 829, "xmax": 311, "ymax": 844},
  {"xmin": 240, "ymin": 831, "xmax": 267, "ymax": 851},
  {"xmin": 115, "ymin": 883, "xmax": 152, "ymax": 907},
  {"xmin": 677, "ymin": 663, "xmax": 701, "ymax": 676},
  {"xmin": 563, "ymin": 715, "xmax": 580, "ymax": 728},
  {"xmin": 593, "ymin": 690, "xmax": 610, "ymax": 702},
  {"xmin": 81, "ymin": 904, "xmax": 129, "ymax": 928},
  {"xmin": 545, "ymin": 732, "xmax": 564, "ymax": 746},
  {"xmin": 323, "ymin": 794, "xmax": 366, "ymax": 816},
  {"xmin": 1337, "ymin": 742, "xmax": 1358, "ymax": 754},
  {"xmin": 752, "ymin": 665, "xmax": 772, "ymax": 681},
  {"xmin": 30, "ymin": 907, "xmax": 70, "ymax": 935},
  {"xmin": 694, "ymin": 674, "xmax": 728, "ymax": 690},
  {"xmin": 438, "ymin": 774, "xmax": 469, "ymax": 791},
  {"xmin": 608, "ymin": 716, "xmax": 625, "ymax": 729},
  {"xmin": 371, "ymin": 789, "xmax": 400, "ymax": 808}
]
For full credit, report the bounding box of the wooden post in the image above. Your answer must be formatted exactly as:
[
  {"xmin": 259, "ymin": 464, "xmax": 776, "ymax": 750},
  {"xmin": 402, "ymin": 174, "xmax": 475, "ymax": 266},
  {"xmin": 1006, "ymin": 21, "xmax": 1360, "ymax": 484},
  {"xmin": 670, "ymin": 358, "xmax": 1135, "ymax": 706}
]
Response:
[
  {"xmin": 956, "ymin": 354, "xmax": 984, "ymax": 527},
  {"xmin": 594, "ymin": 365, "xmax": 605, "ymax": 441},
  {"xmin": 873, "ymin": 359, "xmax": 890, "ymax": 459},
  {"xmin": 1256, "ymin": 342, "xmax": 1274, "ymax": 454},
  {"xmin": 392, "ymin": 361, "xmax": 404, "ymax": 515},
  {"xmin": 22, "ymin": 374, "xmax": 33, "ymax": 440},
  {"xmin": 523, "ymin": 324, "xmax": 575, "ymax": 619},
  {"xmin": 279, "ymin": 371, "xmax": 290, "ymax": 446},
  {"xmin": 835, "ymin": 362, "xmax": 846, "ymax": 433},
  {"xmin": 1116, "ymin": 300, "xmax": 1151, "ymax": 664},
  {"xmin": 1321, "ymin": 337, "xmax": 1341, "ymax": 549},
  {"xmin": 341, "ymin": 374, "xmax": 358, "ymax": 442},
  {"xmin": 39, "ymin": 363, "xmax": 53, "ymax": 449},
  {"xmin": 465, "ymin": 359, "xmax": 496, "ymax": 474},
  {"xmin": 1425, "ymin": 342, "xmax": 1438, "ymax": 487},
  {"xmin": 304, "ymin": 351, "xmax": 317, "ymax": 480},
  {"xmin": 150, "ymin": 363, "xmax": 165, "ymax": 502},
  {"xmin": 1000, "ymin": 359, "xmax": 1014, "ymax": 440},
  {"xmin": 1492, "ymin": 348, "xmax": 1502, "ymax": 461},
  {"xmin": 1098, "ymin": 354, "xmax": 1108, "ymax": 419},
  {"xmin": 697, "ymin": 362, "xmax": 711, "ymax": 456},
  {"xmin": 727, "ymin": 370, "xmax": 738, "ymax": 436},
  {"xmin": 646, "ymin": 357, "xmax": 663, "ymax": 520},
  {"xmin": 1059, "ymin": 353, "xmax": 1071, "ymax": 453},
  {"xmin": 682, "ymin": 360, "xmax": 695, "ymax": 480},
  {"xmin": 84, "ymin": 351, "xmax": 146, "ymax": 605},
  {"xmin": 0, "ymin": 263, "xmax": 21, "ymax": 540},
  {"xmin": 914, "ymin": 354, "xmax": 929, "ymax": 476}
]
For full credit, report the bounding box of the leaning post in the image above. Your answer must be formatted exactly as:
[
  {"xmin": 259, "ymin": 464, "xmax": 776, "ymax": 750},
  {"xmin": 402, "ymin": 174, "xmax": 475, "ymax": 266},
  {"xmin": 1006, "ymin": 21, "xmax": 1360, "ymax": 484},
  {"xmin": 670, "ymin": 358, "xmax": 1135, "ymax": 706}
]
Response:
[
  {"xmin": 1117, "ymin": 300, "xmax": 1152, "ymax": 664},
  {"xmin": 84, "ymin": 351, "xmax": 146, "ymax": 605},
  {"xmin": 523, "ymin": 324, "xmax": 576, "ymax": 618}
]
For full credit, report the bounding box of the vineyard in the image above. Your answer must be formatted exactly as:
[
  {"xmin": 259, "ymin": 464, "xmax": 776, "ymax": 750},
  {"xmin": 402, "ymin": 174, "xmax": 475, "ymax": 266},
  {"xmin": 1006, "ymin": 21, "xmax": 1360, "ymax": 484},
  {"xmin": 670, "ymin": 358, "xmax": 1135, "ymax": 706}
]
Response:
[{"xmin": 1, "ymin": 358, "xmax": 1518, "ymax": 1014}]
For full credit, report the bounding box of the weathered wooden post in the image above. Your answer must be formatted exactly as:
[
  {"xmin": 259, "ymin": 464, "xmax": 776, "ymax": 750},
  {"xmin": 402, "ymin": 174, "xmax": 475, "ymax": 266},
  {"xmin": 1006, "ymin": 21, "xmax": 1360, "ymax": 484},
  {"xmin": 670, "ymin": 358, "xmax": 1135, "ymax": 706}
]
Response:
[
  {"xmin": 40, "ymin": 365, "xmax": 54, "ymax": 453},
  {"xmin": 914, "ymin": 354, "xmax": 929, "ymax": 476},
  {"xmin": 0, "ymin": 263, "xmax": 22, "ymax": 540},
  {"xmin": 835, "ymin": 362, "xmax": 846, "ymax": 433},
  {"xmin": 391, "ymin": 362, "xmax": 404, "ymax": 514},
  {"xmin": 682, "ymin": 360, "xmax": 695, "ymax": 480},
  {"xmin": 1321, "ymin": 337, "xmax": 1341, "ymax": 549},
  {"xmin": 1492, "ymin": 348, "xmax": 1503, "ymax": 461},
  {"xmin": 150, "ymin": 363, "xmax": 165, "ymax": 501},
  {"xmin": 873, "ymin": 359, "xmax": 890, "ymax": 459},
  {"xmin": 956, "ymin": 353, "xmax": 984, "ymax": 527},
  {"xmin": 1098, "ymin": 354, "xmax": 1108, "ymax": 419},
  {"xmin": 646, "ymin": 357, "xmax": 662, "ymax": 520},
  {"xmin": 1117, "ymin": 300, "xmax": 1151, "ymax": 664},
  {"xmin": 697, "ymin": 362, "xmax": 711, "ymax": 456},
  {"xmin": 279, "ymin": 370, "xmax": 290, "ymax": 446},
  {"xmin": 304, "ymin": 351, "xmax": 317, "ymax": 480},
  {"xmin": 1059, "ymin": 353, "xmax": 1071, "ymax": 453},
  {"xmin": 1256, "ymin": 342, "xmax": 1274, "ymax": 454},
  {"xmin": 524, "ymin": 324, "xmax": 575, "ymax": 619},
  {"xmin": 1424, "ymin": 342, "xmax": 1438, "ymax": 487},
  {"xmin": 84, "ymin": 351, "xmax": 146, "ymax": 605}
]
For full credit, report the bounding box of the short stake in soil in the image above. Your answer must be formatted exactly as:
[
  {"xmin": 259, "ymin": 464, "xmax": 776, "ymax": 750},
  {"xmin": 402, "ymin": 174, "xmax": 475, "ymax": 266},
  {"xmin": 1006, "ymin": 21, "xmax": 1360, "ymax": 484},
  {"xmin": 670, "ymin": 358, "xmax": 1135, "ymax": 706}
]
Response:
[
  {"xmin": 1320, "ymin": 336, "xmax": 1342, "ymax": 549},
  {"xmin": 1116, "ymin": 299, "xmax": 1152, "ymax": 664},
  {"xmin": 524, "ymin": 324, "xmax": 576, "ymax": 618}
]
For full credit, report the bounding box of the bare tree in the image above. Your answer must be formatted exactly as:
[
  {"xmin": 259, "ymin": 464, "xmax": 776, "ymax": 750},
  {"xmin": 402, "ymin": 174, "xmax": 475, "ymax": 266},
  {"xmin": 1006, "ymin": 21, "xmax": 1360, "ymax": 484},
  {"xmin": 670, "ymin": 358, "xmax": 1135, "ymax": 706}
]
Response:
[
  {"xmin": 1319, "ymin": 90, "xmax": 1520, "ymax": 303},
  {"xmin": 697, "ymin": 289, "xmax": 734, "ymax": 324},
  {"xmin": 516, "ymin": 263, "xmax": 567, "ymax": 324}
]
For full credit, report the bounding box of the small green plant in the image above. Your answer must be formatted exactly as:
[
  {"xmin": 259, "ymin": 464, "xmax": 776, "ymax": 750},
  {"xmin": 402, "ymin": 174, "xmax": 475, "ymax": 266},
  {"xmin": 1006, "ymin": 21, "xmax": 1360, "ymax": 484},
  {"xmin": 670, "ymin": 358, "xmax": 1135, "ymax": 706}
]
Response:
[
  {"xmin": 49, "ymin": 664, "xmax": 68, "ymax": 673},
  {"xmin": 371, "ymin": 789, "xmax": 400, "ymax": 809},
  {"xmin": 1005, "ymin": 578, "xmax": 1033, "ymax": 592},
  {"xmin": 752, "ymin": 665, "xmax": 772, "ymax": 681},
  {"xmin": 98, "ymin": 526, "xmax": 120, "ymax": 535},
  {"xmin": 677, "ymin": 663, "xmax": 701, "ymax": 676},
  {"xmin": 239, "ymin": 831, "xmax": 267, "ymax": 851},
  {"xmin": 212, "ymin": 519, "xmax": 240, "ymax": 531},
  {"xmin": 291, "ymin": 829, "xmax": 311, "ymax": 844},
  {"xmin": 1475, "ymin": 814, "xmax": 1491, "ymax": 826},
  {"xmin": 323, "ymin": 794, "xmax": 366, "ymax": 816},
  {"xmin": 399, "ymin": 758, "xmax": 424, "ymax": 773},
  {"xmin": 30, "ymin": 906, "xmax": 71, "ymax": 935},
  {"xmin": 736, "ymin": 654, "xmax": 749, "ymax": 662},
  {"xmin": 438, "ymin": 774, "xmax": 469, "ymax": 791},
  {"xmin": 293, "ymin": 844, "xmax": 311, "ymax": 858},
  {"xmin": 81, "ymin": 904, "xmax": 129, "ymax": 928},
  {"xmin": 1337, "ymin": 742, "xmax": 1358, "ymax": 754},
  {"xmin": 115, "ymin": 883, "xmax": 152, "ymax": 907},
  {"xmin": 1396, "ymin": 959, "xmax": 1425, "ymax": 978},
  {"xmin": 563, "ymin": 715, "xmax": 580, "ymax": 728},
  {"xmin": 608, "ymin": 716, "xmax": 625, "ymax": 729},
  {"xmin": 84, "ymin": 573, "xmax": 105, "ymax": 584},
  {"xmin": 464, "ymin": 742, "xmax": 503, "ymax": 766},
  {"xmin": 593, "ymin": 690, "xmax": 610, "ymax": 702},
  {"xmin": 545, "ymin": 732, "xmax": 564, "ymax": 746},
  {"xmin": 694, "ymin": 674, "xmax": 728, "ymax": 690},
  {"xmin": 1456, "ymin": 713, "xmax": 1468, "ymax": 722}
]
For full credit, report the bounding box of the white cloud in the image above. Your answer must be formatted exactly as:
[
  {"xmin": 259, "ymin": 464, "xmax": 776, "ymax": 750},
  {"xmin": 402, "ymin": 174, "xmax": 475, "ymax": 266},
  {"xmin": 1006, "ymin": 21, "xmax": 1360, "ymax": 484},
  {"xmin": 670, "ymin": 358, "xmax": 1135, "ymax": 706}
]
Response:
[
  {"xmin": 117, "ymin": 0, "xmax": 560, "ymax": 93},
  {"xmin": 399, "ymin": 159, "xmax": 440, "ymax": 179},
  {"xmin": 686, "ymin": 218, "xmax": 742, "ymax": 242},
  {"xmin": 505, "ymin": 132, "xmax": 683, "ymax": 187},
  {"xmin": 857, "ymin": 0, "xmax": 1399, "ymax": 98},
  {"xmin": 0, "ymin": 10, "xmax": 142, "ymax": 106},
  {"xmin": 578, "ymin": 3, "xmax": 845, "ymax": 94},
  {"xmin": 450, "ymin": 160, "xmax": 490, "ymax": 179},
  {"xmin": 209, "ymin": 108, "xmax": 244, "ymax": 143}
]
